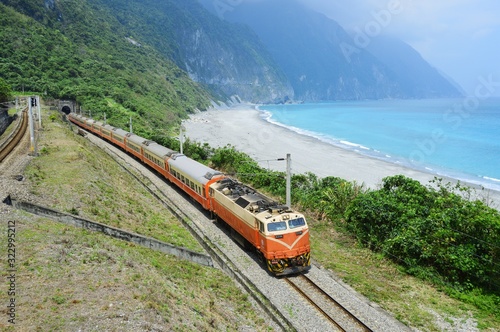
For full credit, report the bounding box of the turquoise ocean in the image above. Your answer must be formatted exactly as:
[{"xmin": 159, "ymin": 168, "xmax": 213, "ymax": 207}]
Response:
[{"xmin": 259, "ymin": 99, "xmax": 500, "ymax": 191}]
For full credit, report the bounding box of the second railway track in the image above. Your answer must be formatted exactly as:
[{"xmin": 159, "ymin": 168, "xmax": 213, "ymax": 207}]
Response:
[{"xmin": 0, "ymin": 108, "xmax": 28, "ymax": 163}]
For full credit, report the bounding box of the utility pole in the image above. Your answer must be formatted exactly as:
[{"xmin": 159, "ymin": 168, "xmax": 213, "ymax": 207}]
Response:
[
  {"xmin": 179, "ymin": 123, "xmax": 185, "ymax": 154},
  {"xmin": 277, "ymin": 153, "xmax": 292, "ymax": 208},
  {"xmin": 104, "ymin": 113, "xmax": 106, "ymax": 125},
  {"xmin": 129, "ymin": 116, "xmax": 133, "ymax": 133},
  {"xmin": 37, "ymin": 95, "xmax": 41, "ymax": 128},
  {"xmin": 28, "ymin": 97, "xmax": 37, "ymax": 155},
  {"xmin": 286, "ymin": 153, "xmax": 291, "ymax": 208}
]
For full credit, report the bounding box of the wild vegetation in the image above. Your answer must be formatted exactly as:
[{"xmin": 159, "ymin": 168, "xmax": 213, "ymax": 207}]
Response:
[
  {"xmin": 0, "ymin": 1, "xmax": 211, "ymax": 136},
  {"xmin": 346, "ymin": 176, "xmax": 499, "ymax": 292}
]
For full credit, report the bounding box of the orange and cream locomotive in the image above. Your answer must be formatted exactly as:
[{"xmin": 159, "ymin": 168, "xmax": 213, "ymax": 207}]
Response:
[{"xmin": 68, "ymin": 112, "xmax": 311, "ymax": 275}]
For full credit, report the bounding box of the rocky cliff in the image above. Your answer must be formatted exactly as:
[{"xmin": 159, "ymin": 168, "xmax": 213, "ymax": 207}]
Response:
[{"xmin": 101, "ymin": 0, "xmax": 293, "ymax": 103}]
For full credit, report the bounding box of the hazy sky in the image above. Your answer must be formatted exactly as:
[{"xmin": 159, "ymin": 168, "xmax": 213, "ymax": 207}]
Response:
[
  {"xmin": 232, "ymin": 0, "xmax": 500, "ymax": 95},
  {"xmin": 295, "ymin": 0, "xmax": 500, "ymax": 95}
]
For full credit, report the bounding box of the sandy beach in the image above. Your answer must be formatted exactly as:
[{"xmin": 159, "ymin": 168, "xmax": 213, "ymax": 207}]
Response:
[{"xmin": 184, "ymin": 103, "xmax": 500, "ymax": 208}]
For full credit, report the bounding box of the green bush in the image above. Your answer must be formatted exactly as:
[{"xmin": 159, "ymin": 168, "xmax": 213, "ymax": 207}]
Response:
[{"xmin": 346, "ymin": 175, "xmax": 500, "ymax": 293}]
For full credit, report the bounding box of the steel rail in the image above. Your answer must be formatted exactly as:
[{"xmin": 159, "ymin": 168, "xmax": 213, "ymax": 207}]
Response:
[
  {"xmin": 285, "ymin": 274, "xmax": 374, "ymax": 332},
  {"xmin": 284, "ymin": 277, "xmax": 346, "ymax": 331}
]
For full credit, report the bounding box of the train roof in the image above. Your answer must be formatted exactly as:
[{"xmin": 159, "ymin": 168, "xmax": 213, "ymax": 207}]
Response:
[
  {"xmin": 168, "ymin": 154, "xmax": 222, "ymax": 185},
  {"xmin": 71, "ymin": 114, "xmax": 92, "ymax": 124},
  {"xmin": 143, "ymin": 142, "xmax": 175, "ymax": 159},
  {"xmin": 103, "ymin": 124, "xmax": 114, "ymax": 131},
  {"xmin": 69, "ymin": 113, "xmax": 84, "ymax": 121},
  {"xmin": 112, "ymin": 127, "xmax": 129, "ymax": 138},
  {"xmin": 211, "ymin": 178, "xmax": 293, "ymax": 217},
  {"xmin": 126, "ymin": 133, "xmax": 148, "ymax": 145},
  {"xmin": 93, "ymin": 121, "xmax": 104, "ymax": 129}
]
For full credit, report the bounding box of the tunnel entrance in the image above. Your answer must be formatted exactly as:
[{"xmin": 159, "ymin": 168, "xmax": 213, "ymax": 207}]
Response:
[{"xmin": 61, "ymin": 106, "xmax": 71, "ymax": 115}]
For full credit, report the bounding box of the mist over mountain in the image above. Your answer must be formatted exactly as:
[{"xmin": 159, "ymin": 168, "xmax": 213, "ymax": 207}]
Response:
[
  {"xmin": 366, "ymin": 36, "xmax": 463, "ymax": 98},
  {"xmin": 206, "ymin": 0, "xmax": 463, "ymax": 100}
]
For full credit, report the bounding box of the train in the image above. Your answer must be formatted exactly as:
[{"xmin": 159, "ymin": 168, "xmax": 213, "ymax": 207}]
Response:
[{"xmin": 67, "ymin": 112, "xmax": 311, "ymax": 275}]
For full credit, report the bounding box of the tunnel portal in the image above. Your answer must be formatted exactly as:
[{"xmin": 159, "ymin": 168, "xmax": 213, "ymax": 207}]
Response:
[{"xmin": 61, "ymin": 106, "xmax": 71, "ymax": 115}]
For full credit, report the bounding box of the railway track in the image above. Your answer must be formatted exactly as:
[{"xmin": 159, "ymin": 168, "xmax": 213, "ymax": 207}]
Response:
[
  {"xmin": 285, "ymin": 274, "xmax": 374, "ymax": 332},
  {"xmin": 0, "ymin": 108, "xmax": 28, "ymax": 163}
]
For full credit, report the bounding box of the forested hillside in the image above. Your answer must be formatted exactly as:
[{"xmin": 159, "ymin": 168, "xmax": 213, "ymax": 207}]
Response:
[{"xmin": 0, "ymin": 1, "xmax": 212, "ymax": 135}]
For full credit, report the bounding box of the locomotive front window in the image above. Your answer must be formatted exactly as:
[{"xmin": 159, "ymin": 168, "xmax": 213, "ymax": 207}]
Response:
[
  {"xmin": 288, "ymin": 217, "xmax": 306, "ymax": 229},
  {"xmin": 268, "ymin": 222, "xmax": 287, "ymax": 232}
]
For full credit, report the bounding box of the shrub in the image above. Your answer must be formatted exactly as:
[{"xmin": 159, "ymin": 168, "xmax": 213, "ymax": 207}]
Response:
[{"xmin": 346, "ymin": 175, "xmax": 500, "ymax": 293}]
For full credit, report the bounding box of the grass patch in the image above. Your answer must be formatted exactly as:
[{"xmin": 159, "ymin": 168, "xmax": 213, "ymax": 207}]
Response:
[
  {"xmin": 25, "ymin": 109, "xmax": 203, "ymax": 252},
  {"xmin": 7, "ymin": 107, "xmax": 19, "ymax": 116},
  {"xmin": 0, "ymin": 213, "xmax": 270, "ymax": 331},
  {"xmin": 310, "ymin": 219, "xmax": 496, "ymax": 331}
]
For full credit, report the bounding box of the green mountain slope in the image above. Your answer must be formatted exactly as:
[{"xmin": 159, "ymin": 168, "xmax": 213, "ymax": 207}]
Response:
[{"xmin": 0, "ymin": 0, "xmax": 212, "ymax": 135}]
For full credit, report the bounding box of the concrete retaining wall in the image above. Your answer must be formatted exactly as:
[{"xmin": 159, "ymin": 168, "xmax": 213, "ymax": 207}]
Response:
[
  {"xmin": 5, "ymin": 196, "xmax": 213, "ymax": 268},
  {"xmin": 0, "ymin": 108, "xmax": 11, "ymax": 135}
]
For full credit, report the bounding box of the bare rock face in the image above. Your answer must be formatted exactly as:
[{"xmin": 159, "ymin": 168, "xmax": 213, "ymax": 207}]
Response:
[{"xmin": 180, "ymin": 27, "xmax": 294, "ymax": 104}]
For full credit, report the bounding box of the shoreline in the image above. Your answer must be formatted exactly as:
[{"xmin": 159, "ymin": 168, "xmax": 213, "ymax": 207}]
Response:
[{"xmin": 183, "ymin": 103, "xmax": 500, "ymax": 208}]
